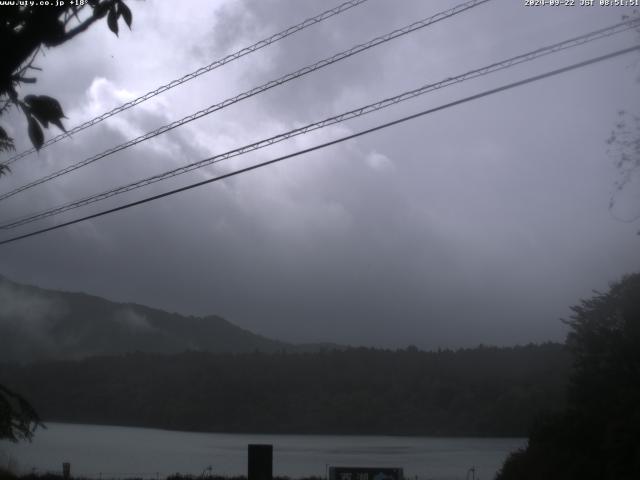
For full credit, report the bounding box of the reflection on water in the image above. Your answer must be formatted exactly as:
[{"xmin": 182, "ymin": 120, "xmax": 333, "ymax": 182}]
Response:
[{"xmin": 0, "ymin": 423, "xmax": 524, "ymax": 480}]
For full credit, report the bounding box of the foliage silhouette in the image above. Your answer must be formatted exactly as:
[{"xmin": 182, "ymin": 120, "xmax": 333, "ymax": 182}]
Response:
[
  {"xmin": 0, "ymin": 383, "xmax": 42, "ymax": 442},
  {"xmin": 606, "ymin": 11, "xmax": 640, "ymax": 231},
  {"xmin": 497, "ymin": 273, "xmax": 640, "ymax": 480},
  {"xmin": 0, "ymin": 0, "xmax": 133, "ymax": 442},
  {"xmin": 0, "ymin": 0, "xmax": 132, "ymax": 176}
]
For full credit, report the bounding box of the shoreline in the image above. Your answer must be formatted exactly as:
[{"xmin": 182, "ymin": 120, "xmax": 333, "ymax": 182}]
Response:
[{"xmin": 32, "ymin": 421, "xmax": 528, "ymax": 441}]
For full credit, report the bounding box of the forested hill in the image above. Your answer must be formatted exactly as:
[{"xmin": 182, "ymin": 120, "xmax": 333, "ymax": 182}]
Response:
[
  {"xmin": 0, "ymin": 344, "xmax": 569, "ymax": 437},
  {"xmin": 0, "ymin": 275, "xmax": 338, "ymax": 362}
]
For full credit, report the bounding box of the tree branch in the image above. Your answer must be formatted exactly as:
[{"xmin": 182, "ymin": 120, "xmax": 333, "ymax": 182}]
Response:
[{"xmin": 48, "ymin": 0, "xmax": 116, "ymax": 46}]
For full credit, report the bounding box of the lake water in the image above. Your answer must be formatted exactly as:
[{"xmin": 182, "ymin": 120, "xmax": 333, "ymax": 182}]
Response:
[{"xmin": 0, "ymin": 423, "xmax": 524, "ymax": 480}]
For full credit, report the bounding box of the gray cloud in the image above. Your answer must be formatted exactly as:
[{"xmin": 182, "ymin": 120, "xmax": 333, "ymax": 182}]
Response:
[
  {"xmin": 0, "ymin": 280, "xmax": 67, "ymax": 361},
  {"xmin": 0, "ymin": 0, "xmax": 639, "ymax": 350},
  {"xmin": 0, "ymin": 282, "xmax": 63, "ymax": 330},
  {"xmin": 113, "ymin": 308, "xmax": 155, "ymax": 332}
]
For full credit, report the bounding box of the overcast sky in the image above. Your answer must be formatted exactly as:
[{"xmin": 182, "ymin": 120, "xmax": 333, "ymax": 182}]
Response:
[{"xmin": 0, "ymin": 0, "xmax": 638, "ymax": 349}]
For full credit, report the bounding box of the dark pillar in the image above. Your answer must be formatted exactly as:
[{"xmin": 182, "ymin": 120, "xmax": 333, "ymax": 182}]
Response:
[{"xmin": 248, "ymin": 444, "xmax": 273, "ymax": 480}]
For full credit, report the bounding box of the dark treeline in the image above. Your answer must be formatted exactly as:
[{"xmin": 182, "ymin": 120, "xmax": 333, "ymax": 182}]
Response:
[
  {"xmin": 496, "ymin": 273, "xmax": 640, "ymax": 479},
  {"xmin": 0, "ymin": 343, "xmax": 568, "ymax": 437}
]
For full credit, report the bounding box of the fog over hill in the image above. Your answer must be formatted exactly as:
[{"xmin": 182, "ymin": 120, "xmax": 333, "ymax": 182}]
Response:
[
  {"xmin": 0, "ymin": 274, "xmax": 572, "ymax": 437},
  {"xmin": 0, "ymin": 275, "xmax": 337, "ymax": 363}
]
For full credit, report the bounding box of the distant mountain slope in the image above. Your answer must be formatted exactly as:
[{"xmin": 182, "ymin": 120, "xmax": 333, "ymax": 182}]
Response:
[{"xmin": 0, "ymin": 274, "xmax": 301, "ymax": 362}]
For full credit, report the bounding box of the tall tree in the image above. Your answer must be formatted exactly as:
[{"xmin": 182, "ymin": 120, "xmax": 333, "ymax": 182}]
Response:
[
  {"xmin": 497, "ymin": 273, "xmax": 640, "ymax": 480},
  {"xmin": 607, "ymin": 11, "xmax": 640, "ymax": 232},
  {"xmin": 607, "ymin": 109, "xmax": 640, "ymax": 233}
]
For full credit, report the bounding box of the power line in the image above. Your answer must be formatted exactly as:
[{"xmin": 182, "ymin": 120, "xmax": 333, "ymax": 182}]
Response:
[
  {"xmin": 1, "ymin": 45, "xmax": 637, "ymax": 247},
  {"xmin": 0, "ymin": 0, "xmax": 491, "ymax": 202},
  {"xmin": 2, "ymin": 19, "xmax": 637, "ymax": 231},
  {"xmin": 0, "ymin": 0, "xmax": 370, "ymax": 166}
]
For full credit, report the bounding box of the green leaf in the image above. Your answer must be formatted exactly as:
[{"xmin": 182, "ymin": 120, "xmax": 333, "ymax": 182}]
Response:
[
  {"xmin": 107, "ymin": 6, "xmax": 119, "ymax": 36},
  {"xmin": 0, "ymin": 127, "xmax": 12, "ymax": 171},
  {"xmin": 27, "ymin": 115, "xmax": 44, "ymax": 151},
  {"xmin": 118, "ymin": 1, "xmax": 132, "ymax": 29},
  {"xmin": 50, "ymin": 117, "xmax": 66, "ymax": 132},
  {"xmin": 23, "ymin": 95, "xmax": 66, "ymax": 132},
  {"xmin": 0, "ymin": 127, "xmax": 10, "ymax": 142},
  {"xmin": 92, "ymin": 1, "xmax": 110, "ymax": 19}
]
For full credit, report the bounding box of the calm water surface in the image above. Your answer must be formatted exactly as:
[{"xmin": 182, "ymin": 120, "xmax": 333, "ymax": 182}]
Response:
[{"xmin": 1, "ymin": 423, "xmax": 524, "ymax": 480}]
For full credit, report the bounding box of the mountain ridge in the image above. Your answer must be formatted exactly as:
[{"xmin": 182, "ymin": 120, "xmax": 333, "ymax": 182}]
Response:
[{"xmin": 0, "ymin": 274, "xmax": 339, "ymax": 363}]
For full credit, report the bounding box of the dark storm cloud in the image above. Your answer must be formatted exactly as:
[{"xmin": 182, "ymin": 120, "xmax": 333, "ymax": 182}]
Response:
[{"xmin": 0, "ymin": 0, "xmax": 639, "ymax": 349}]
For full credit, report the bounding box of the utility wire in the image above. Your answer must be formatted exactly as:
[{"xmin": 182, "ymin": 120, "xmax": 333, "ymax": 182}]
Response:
[
  {"xmin": 1, "ymin": 19, "xmax": 637, "ymax": 231},
  {"xmin": 0, "ymin": 0, "xmax": 491, "ymax": 202},
  {"xmin": 0, "ymin": 0, "xmax": 370, "ymax": 166},
  {"xmin": 1, "ymin": 45, "xmax": 637, "ymax": 247}
]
